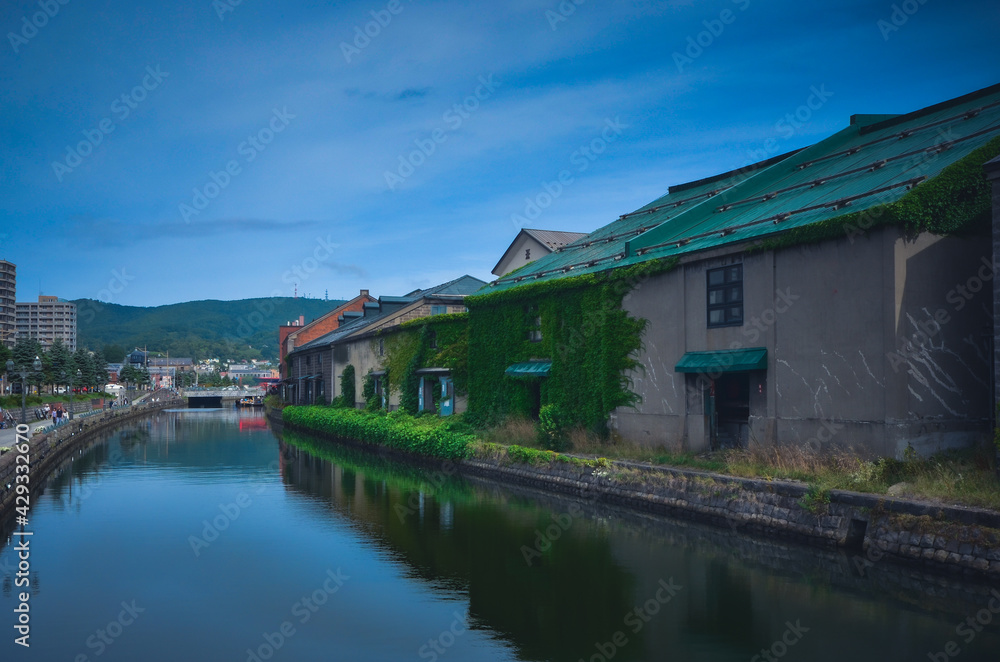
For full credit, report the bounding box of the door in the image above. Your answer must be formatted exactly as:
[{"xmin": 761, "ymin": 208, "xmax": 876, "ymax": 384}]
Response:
[{"xmin": 713, "ymin": 373, "xmax": 750, "ymax": 449}]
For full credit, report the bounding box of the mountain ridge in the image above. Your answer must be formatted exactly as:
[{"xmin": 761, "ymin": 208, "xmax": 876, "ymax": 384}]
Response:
[{"xmin": 73, "ymin": 297, "xmax": 346, "ymax": 361}]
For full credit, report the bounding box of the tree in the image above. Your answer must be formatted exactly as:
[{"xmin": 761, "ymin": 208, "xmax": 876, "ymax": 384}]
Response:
[
  {"xmin": 103, "ymin": 344, "xmax": 127, "ymax": 363},
  {"xmin": 72, "ymin": 349, "xmax": 96, "ymax": 390},
  {"xmin": 47, "ymin": 339, "xmax": 72, "ymax": 389},
  {"xmin": 11, "ymin": 337, "xmax": 44, "ymax": 388},
  {"xmin": 92, "ymin": 347, "xmax": 109, "ymax": 388}
]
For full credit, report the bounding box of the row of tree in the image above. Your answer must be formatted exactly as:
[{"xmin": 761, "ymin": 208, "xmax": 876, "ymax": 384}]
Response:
[
  {"xmin": 1, "ymin": 338, "xmax": 124, "ymax": 391},
  {"xmin": 1, "ymin": 338, "xmax": 257, "ymax": 393}
]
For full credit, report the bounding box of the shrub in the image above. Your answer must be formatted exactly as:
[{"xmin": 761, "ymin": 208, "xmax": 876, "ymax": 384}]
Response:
[
  {"xmin": 538, "ymin": 403, "xmax": 568, "ymax": 451},
  {"xmin": 362, "ymin": 371, "xmax": 380, "ymax": 411},
  {"xmin": 336, "ymin": 364, "xmax": 356, "ymax": 408},
  {"xmin": 283, "ymin": 405, "xmax": 472, "ymax": 460}
]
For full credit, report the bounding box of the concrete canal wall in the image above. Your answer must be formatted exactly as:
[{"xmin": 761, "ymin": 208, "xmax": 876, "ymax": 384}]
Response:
[
  {"xmin": 0, "ymin": 399, "xmax": 184, "ymax": 522},
  {"xmin": 274, "ymin": 411, "xmax": 1000, "ymax": 581}
]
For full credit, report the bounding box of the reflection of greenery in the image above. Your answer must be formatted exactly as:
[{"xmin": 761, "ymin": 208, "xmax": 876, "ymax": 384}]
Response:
[
  {"xmin": 279, "ymin": 426, "xmax": 641, "ymax": 662},
  {"xmin": 280, "ymin": 429, "xmax": 474, "ymax": 504}
]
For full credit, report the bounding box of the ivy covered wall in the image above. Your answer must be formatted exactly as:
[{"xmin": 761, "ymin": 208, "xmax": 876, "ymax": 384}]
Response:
[
  {"xmin": 465, "ymin": 260, "xmax": 676, "ymax": 432},
  {"xmin": 379, "ymin": 313, "xmax": 469, "ymax": 414}
]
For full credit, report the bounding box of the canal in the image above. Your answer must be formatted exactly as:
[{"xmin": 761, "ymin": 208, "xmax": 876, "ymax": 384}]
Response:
[{"xmin": 2, "ymin": 409, "xmax": 999, "ymax": 661}]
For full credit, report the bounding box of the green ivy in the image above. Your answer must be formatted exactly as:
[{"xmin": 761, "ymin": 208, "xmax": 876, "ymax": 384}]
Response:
[
  {"xmin": 336, "ymin": 364, "xmax": 356, "ymax": 408},
  {"xmin": 749, "ymin": 135, "xmax": 1000, "ymax": 254},
  {"xmin": 361, "ymin": 370, "xmax": 380, "ymax": 411},
  {"xmin": 465, "ymin": 258, "xmax": 677, "ymax": 432},
  {"xmin": 380, "ymin": 313, "xmax": 470, "ymax": 413}
]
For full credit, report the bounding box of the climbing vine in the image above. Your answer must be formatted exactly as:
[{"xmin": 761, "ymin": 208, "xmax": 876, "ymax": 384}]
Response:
[
  {"xmin": 465, "ymin": 258, "xmax": 677, "ymax": 433},
  {"xmin": 378, "ymin": 313, "xmax": 469, "ymax": 414},
  {"xmin": 361, "ymin": 370, "xmax": 380, "ymax": 411},
  {"xmin": 336, "ymin": 364, "xmax": 356, "ymax": 408}
]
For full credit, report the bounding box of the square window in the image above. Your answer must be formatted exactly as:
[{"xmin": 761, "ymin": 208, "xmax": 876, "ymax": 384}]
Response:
[{"xmin": 707, "ymin": 264, "xmax": 743, "ymax": 328}]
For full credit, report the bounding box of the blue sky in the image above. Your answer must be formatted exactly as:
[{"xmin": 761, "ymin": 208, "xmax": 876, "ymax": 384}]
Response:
[{"xmin": 0, "ymin": 0, "xmax": 997, "ymax": 306}]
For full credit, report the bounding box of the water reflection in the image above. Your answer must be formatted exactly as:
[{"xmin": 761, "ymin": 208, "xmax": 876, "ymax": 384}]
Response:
[
  {"xmin": 277, "ymin": 428, "xmax": 1000, "ymax": 662},
  {"xmin": 0, "ymin": 411, "xmax": 996, "ymax": 662}
]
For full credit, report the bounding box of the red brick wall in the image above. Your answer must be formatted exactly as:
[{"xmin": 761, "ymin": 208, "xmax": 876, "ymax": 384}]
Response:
[{"xmin": 279, "ymin": 293, "xmax": 376, "ymax": 378}]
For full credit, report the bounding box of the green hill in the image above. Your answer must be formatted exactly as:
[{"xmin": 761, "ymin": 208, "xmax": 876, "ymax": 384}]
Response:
[{"xmin": 74, "ymin": 297, "xmax": 345, "ymax": 362}]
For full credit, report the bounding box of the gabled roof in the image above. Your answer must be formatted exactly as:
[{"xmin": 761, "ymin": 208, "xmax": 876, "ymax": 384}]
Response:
[
  {"xmin": 491, "ymin": 228, "xmax": 588, "ymax": 275},
  {"xmin": 485, "ymin": 83, "xmax": 1000, "ymax": 293},
  {"xmin": 290, "ymin": 275, "xmax": 485, "ymax": 355},
  {"xmin": 287, "ymin": 291, "xmax": 375, "ymax": 341},
  {"xmin": 404, "ymin": 274, "xmax": 488, "ymax": 298},
  {"xmin": 523, "ymin": 228, "xmax": 589, "ymax": 250}
]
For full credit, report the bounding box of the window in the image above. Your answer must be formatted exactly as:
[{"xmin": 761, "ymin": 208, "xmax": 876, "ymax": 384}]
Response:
[
  {"xmin": 707, "ymin": 264, "xmax": 743, "ymax": 328},
  {"xmin": 378, "ymin": 338, "xmax": 385, "ymax": 357},
  {"xmin": 430, "ymin": 305, "xmax": 447, "ymax": 315},
  {"xmin": 525, "ymin": 305, "xmax": 542, "ymax": 342},
  {"xmin": 306, "ymin": 355, "xmax": 311, "ymax": 367}
]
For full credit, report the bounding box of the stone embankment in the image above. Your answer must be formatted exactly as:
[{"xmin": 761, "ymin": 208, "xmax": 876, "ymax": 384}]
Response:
[
  {"xmin": 273, "ymin": 411, "xmax": 1000, "ymax": 580},
  {"xmin": 0, "ymin": 399, "xmax": 183, "ymax": 521}
]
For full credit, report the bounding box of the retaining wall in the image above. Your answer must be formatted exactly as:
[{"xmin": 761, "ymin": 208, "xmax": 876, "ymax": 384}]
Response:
[
  {"xmin": 274, "ymin": 411, "xmax": 1000, "ymax": 580},
  {"xmin": 0, "ymin": 399, "xmax": 184, "ymax": 521}
]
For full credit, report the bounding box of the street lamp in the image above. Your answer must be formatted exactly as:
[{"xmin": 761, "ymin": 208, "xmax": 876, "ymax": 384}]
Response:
[
  {"xmin": 64, "ymin": 368, "xmax": 82, "ymax": 421},
  {"xmin": 6, "ymin": 355, "xmax": 42, "ymax": 425}
]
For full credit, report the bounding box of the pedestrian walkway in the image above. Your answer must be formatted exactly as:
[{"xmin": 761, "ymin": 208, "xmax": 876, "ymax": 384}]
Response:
[{"xmin": 0, "ymin": 419, "xmax": 49, "ymax": 447}]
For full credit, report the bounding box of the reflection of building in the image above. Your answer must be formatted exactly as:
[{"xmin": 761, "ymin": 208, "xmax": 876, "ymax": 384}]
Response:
[
  {"xmin": 16, "ymin": 295, "xmax": 77, "ymax": 351},
  {"xmin": 0, "ymin": 260, "xmax": 15, "ymax": 349}
]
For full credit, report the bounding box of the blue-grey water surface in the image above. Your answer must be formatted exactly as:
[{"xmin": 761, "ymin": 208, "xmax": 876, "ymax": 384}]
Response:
[{"xmin": 2, "ymin": 409, "xmax": 999, "ymax": 661}]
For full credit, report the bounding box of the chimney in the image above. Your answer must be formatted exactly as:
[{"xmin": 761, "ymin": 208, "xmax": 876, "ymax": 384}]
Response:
[
  {"xmin": 299, "ymin": 315, "xmax": 305, "ymax": 326},
  {"xmin": 361, "ymin": 289, "xmax": 369, "ymax": 297}
]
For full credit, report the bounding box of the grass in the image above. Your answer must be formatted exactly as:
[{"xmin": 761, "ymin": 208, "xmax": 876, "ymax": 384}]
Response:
[
  {"xmin": 286, "ymin": 409, "xmax": 1000, "ymax": 512},
  {"xmin": 477, "ymin": 416, "xmax": 1000, "ymax": 511}
]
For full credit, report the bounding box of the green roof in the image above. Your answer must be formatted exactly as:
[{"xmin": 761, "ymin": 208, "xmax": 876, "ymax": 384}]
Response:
[
  {"xmin": 505, "ymin": 361, "xmax": 552, "ymax": 377},
  {"xmin": 675, "ymin": 348, "xmax": 767, "ymax": 374},
  {"xmin": 483, "ymin": 84, "xmax": 1000, "ymax": 294}
]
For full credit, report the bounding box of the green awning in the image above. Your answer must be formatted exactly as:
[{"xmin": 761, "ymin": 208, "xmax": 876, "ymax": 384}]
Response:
[
  {"xmin": 505, "ymin": 361, "xmax": 552, "ymax": 377},
  {"xmin": 675, "ymin": 348, "xmax": 767, "ymax": 374}
]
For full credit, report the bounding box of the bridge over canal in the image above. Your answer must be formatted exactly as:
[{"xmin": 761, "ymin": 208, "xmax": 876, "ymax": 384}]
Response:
[{"xmin": 180, "ymin": 387, "xmax": 265, "ymax": 408}]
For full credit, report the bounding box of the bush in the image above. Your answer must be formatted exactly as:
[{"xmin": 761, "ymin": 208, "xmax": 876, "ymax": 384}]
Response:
[
  {"xmin": 283, "ymin": 406, "xmax": 472, "ymax": 460},
  {"xmin": 538, "ymin": 403, "xmax": 568, "ymax": 451}
]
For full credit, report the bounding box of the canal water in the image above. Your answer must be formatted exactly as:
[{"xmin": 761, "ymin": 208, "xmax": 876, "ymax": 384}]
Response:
[{"xmin": 2, "ymin": 409, "xmax": 999, "ymax": 661}]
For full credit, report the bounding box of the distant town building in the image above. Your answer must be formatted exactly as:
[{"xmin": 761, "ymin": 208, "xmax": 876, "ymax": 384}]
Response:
[
  {"xmin": 148, "ymin": 357, "xmax": 194, "ymax": 371},
  {"xmin": 127, "ymin": 349, "xmax": 148, "ymax": 366},
  {"xmin": 491, "ymin": 228, "xmax": 587, "ymax": 277},
  {"xmin": 16, "ymin": 295, "xmax": 77, "ymax": 351},
  {"xmin": 0, "ymin": 260, "xmax": 14, "ymax": 349},
  {"xmin": 147, "ymin": 366, "xmax": 175, "ymax": 389}
]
